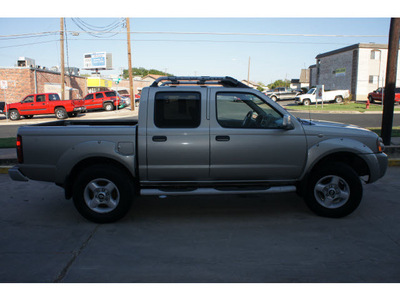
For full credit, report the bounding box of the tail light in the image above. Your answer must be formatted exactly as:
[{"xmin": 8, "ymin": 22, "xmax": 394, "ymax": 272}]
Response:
[{"xmin": 16, "ymin": 135, "xmax": 23, "ymax": 163}]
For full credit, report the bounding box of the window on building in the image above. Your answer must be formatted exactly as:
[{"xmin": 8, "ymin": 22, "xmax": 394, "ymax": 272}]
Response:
[
  {"xmin": 369, "ymin": 75, "xmax": 379, "ymax": 84},
  {"xmin": 370, "ymin": 50, "xmax": 380, "ymax": 60},
  {"xmin": 154, "ymin": 92, "xmax": 201, "ymax": 128}
]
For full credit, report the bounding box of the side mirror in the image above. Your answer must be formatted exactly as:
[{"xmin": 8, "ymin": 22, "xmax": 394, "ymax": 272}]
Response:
[{"xmin": 282, "ymin": 114, "xmax": 294, "ymax": 130}]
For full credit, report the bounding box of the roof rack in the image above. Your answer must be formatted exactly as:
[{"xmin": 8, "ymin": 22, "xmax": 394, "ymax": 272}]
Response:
[{"xmin": 149, "ymin": 76, "xmax": 251, "ymax": 88}]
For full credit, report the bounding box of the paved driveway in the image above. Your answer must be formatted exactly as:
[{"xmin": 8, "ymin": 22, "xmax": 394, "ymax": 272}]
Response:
[{"xmin": 1, "ymin": 168, "xmax": 400, "ymax": 283}]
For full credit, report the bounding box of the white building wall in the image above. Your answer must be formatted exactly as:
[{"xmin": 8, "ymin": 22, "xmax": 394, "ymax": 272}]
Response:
[{"xmin": 316, "ymin": 45, "xmax": 400, "ymax": 101}]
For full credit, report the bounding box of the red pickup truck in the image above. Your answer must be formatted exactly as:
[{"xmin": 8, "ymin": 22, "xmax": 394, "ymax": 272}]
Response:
[
  {"xmin": 83, "ymin": 91, "xmax": 121, "ymax": 111},
  {"xmin": 3, "ymin": 93, "xmax": 86, "ymax": 121},
  {"xmin": 368, "ymin": 87, "xmax": 400, "ymax": 103}
]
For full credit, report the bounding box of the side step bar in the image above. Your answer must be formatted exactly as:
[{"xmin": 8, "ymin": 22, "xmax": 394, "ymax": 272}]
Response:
[{"xmin": 140, "ymin": 186, "xmax": 296, "ymax": 196}]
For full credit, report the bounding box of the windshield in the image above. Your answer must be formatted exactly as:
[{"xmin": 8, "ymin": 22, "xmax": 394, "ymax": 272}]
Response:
[{"xmin": 307, "ymin": 88, "xmax": 316, "ymax": 95}]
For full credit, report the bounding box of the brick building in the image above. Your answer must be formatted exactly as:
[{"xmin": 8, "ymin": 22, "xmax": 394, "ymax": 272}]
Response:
[
  {"xmin": 0, "ymin": 67, "xmax": 87, "ymax": 104},
  {"xmin": 309, "ymin": 43, "xmax": 400, "ymax": 101}
]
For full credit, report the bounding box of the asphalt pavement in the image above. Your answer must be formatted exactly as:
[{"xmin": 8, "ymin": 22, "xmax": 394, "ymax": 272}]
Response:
[{"xmin": 1, "ymin": 166, "xmax": 400, "ymax": 283}]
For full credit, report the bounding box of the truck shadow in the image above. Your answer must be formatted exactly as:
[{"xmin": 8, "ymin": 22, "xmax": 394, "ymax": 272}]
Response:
[{"xmin": 126, "ymin": 193, "xmax": 310, "ymax": 222}]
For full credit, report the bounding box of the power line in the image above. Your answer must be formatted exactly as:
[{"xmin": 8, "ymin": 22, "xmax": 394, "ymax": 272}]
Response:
[
  {"xmin": 0, "ymin": 39, "xmax": 58, "ymax": 49},
  {"xmin": 0, "ymin": 30, "xmax": 388, "ymax": 39}
]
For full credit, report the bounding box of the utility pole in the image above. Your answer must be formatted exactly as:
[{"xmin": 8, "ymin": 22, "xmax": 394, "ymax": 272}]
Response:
[
  {"xmin": 60, "ymin": 18, "xmax": 65, "ymax": 101},
  {"xmin": 381, "ymin": 18, "xmax": 400, "ymax": 145},
  {"xmin": 126, "ymin": 17, "xmax": 135, "ymax": 111}
]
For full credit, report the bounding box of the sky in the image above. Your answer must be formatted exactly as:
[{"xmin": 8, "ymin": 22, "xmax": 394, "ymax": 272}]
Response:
[{"xmin": 0, "ymin": 1, "xmax": 397, "ymax": 86}]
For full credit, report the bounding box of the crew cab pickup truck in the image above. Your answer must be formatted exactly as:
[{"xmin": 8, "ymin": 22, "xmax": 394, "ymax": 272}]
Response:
[
  {"xmin": 9, "ymin": 76, "xmax": 387, "ymax": 223},
  {"xmin": 295, "ymin": 87, "xmax": 350, "ymax": 106},
  {"xmin": 2, "ymin": 93, "xmax": 86, "ymax": 120},
  {"xmin": 83, "ymin": 91, "xmax": 122, "ymax": 111},
  {"xmin": 265, "ymin": 87, "xmax": 300, "ymax": 101},
  {"xmin": 368, "ymin": 87, "xmax": 400, "ymax": 104}
]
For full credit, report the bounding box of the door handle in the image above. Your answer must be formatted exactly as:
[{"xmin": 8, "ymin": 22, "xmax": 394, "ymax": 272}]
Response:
[
  {"xmin": 216, "ymin": 135, "xmax": 230, "ymax": 142},
  {"xmin": 152, "ymin": 136, "xmax": 167, "ymax": 142}
]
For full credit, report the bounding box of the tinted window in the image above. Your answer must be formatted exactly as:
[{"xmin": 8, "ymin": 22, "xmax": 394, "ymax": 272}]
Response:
[
  {"xmin": 22, "ymin": 96, "xmax": 34, "ymax": 103},
  {"xmin": 36, "ymin": 95, "xmax": 46, "ymax": 102},
  {"xmin": 105, "ymin": 91, "xmax": 116, "ymax": 97},
  {"xmin": 216, "ymin": 92, "xmax": 283, "ymax": 129},
  {"xmin": 154, "ymin": 92, "xmax": 201, "ymax": 128},
  {"xmin": 395, "ymin": 88, "xmax": 400, "ymax": 93},
  {"xmin": 48, "ymin": 94, "xmax": 60, "ymax": 101},
  {"xmin": 95, "ymin": 93, "xmax": 104, "ymax": 99},
  {"xmin": 84, "ymin": 94, "xmax": 94, "ymax": 100}
]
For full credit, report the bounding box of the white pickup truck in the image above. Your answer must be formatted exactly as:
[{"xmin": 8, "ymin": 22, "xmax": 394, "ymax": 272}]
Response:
[{"xmin": 295, "ymin": 87, "xmax": 350, "ymax": 106}]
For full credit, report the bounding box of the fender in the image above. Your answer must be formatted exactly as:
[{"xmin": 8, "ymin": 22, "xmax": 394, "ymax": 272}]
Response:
[
  {"xmin": 55, "ymin": 140, "xmax": 136, "ymax": 185},
  {"xmin": 301, "ymin": 137, "xmax": 377, "ymax": 180}
]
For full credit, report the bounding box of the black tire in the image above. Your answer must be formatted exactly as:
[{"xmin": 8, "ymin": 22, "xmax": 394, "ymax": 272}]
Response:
[
  {"xmin": 368, "ymin": 96, "xmax": 375, "ymax": 104},
  {"xmin": 304, "ymin": 162, "xmax": 362, "ymax": 218},
  {"xmin": 303, "ymin": 99, "xmax": 311, "ymax": 106},
  {"xmin": 103, "ymin": 102, "xmax": 114, "ymax": 111},
  {"xmin": 270, "ymin": 95, "xmax": 278, "ymax": 102},
  {"xmin": 55, "ymin": 107, "xmax": 68, "ymax": 119},
  {"xmin": 72, "ymin": 164, "xmax": 135, "ymax": 223},
  {"xmin": 335, "ymin": 96, "xmax": 343, "ymax": 103},
  {"xmin": 8, "ymin": 109, "xmax": 20, "ymax": 121}
]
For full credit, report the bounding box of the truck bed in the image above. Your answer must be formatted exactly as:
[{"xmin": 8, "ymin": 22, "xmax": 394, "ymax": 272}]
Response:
[{"xmin": 33, "ymin": 119, "xmax": 138, "ymax": 127}]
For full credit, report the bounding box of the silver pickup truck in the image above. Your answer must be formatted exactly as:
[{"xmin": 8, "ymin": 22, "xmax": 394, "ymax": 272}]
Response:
[{"xmin": 9, "ymin": 76, "xmax": 388, "ymax": 223}]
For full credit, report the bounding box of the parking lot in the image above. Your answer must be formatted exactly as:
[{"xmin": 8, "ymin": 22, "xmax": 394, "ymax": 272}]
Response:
[{"xmin": 1, "ymin": 166, "xmax": 400, "ymax": 283}]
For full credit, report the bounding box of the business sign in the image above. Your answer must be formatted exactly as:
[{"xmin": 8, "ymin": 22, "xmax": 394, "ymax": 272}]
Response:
[
  {"xmin": 334, "ymin": 68, "xmax": 346, "ymax": 77},
  {"xmin": 0, "ymin": 80, "xmax": 7, "ymax": 89},
  {"xmin": 83, "ymin": 52, "xmax": 112, "ymax": 70}
]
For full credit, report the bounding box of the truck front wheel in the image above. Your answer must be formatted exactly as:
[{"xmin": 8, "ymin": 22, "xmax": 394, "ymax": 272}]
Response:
[
  {"xmin": 304, "ymin": 162, "xmax": 362, "ymax": 218},
  {"xmin": 72, "ymin": 164, "xmax": 135, "ymax": 223},
  {"xmin": 8, "ymin": 109, "xmax": 20, "ymax": 121}
]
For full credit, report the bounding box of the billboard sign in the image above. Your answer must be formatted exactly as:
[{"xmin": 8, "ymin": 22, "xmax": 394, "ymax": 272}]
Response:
[{"xmin": 83, "ymin": 52, "xmax": 112, "ymax": 70}]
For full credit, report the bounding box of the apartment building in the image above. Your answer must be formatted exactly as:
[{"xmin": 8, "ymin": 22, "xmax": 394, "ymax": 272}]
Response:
[{"xmin": 310, "ymin": 43, "xmax": 400, "ymax": 101}]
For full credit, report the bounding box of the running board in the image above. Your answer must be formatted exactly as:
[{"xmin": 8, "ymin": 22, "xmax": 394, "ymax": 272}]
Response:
[{"xmin": 140, "ymin": 186, "xmax": 296, "ymax": 196}]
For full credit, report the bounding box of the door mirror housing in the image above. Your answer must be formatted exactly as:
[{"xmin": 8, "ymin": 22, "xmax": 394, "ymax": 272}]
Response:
[{"xmin": 282, "ymin": 114, "xmax": 294, "ymax": 130}]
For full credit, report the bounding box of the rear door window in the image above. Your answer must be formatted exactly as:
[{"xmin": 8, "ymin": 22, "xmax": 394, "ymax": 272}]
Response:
[{"xmin": 154, "ymin": 92, "xmax": 201, "ymax": 128}]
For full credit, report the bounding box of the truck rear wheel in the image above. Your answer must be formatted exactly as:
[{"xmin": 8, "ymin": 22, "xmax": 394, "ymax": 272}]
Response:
[
  {"xmin": 103, "ymin": 102, "xmax": 114, "ymax": 111},
  {"xmin": 72, "ymin": 164, "xmax": 135, "ymax": 223},
  {"xmin": 304, "ymin": 162, "xmax": 362, "ymax": 218},
  {"xmin": 335, "ymin": 96, "xmax": 343, "ymax": 103},
  {"xmin": 55, "ymin": 107, "xmax": 68, "ymax": 119}
]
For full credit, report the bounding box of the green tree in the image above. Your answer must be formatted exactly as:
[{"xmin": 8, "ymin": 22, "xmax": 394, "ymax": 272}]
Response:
[
  {"xmin": 267, "ymin": 79, "xmax": 290, "ymax": 90},
  {"xmin": 122, "ymin": 67, "xmax": 173, "ymax": 79}
]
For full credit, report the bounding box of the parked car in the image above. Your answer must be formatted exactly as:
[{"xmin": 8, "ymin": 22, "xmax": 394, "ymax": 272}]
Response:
[
  {"xmin": 265, "ymin": 87, "xmax": 301, "ymax": 101},
  {"xmin": 9, "ymin": 76, "xmax": 387, "ymax": 223},
  {"xmin": 1, "ymin": 93, "xmax": 86, "ymax": 121},
  {"xmin": 368, "ymin": 87, "xmax": 400, "ymax": 104},
  {"xmin": 295, "ymin": 87, "xmax": 350, "ymax": 105},
  {"xmin": 83, "ymin": 91, "xmax": 122, "ymax": 111}
]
